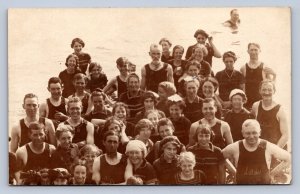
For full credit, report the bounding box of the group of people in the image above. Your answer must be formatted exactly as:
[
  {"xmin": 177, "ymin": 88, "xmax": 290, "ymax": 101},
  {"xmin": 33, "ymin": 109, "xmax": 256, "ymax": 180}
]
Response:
[{"xmin": 9, "ymin": 9, "xmax": 291, "ymax": 185}]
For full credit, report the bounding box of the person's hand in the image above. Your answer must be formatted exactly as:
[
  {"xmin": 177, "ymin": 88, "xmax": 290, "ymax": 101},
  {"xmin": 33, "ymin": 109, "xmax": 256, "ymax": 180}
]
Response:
[
  {"xmin": 119, "ymin": 120, "xmax": 126, "ymax": 134},
  {"xmin": 263, "ymin": 67, "xmax": 276, "ymax": 81},
  {"xmin": 208, "ymin": 36, "xmax": 213, "ymax": 43},
  {"xmin": 54, "ymin": 111, "xmax": 68, "ymax": 121}
]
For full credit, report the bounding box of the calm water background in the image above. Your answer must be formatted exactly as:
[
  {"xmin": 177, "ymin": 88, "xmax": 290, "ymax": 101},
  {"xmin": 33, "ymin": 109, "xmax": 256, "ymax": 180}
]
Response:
[{"xmin": 9, "ymin": 8, "xmax": 291, "ymax": 137}]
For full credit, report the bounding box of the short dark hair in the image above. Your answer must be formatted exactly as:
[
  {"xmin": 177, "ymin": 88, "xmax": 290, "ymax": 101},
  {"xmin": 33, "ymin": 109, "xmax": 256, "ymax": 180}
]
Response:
[
  {"xmin": 29, "ymin": 122, "xmax": 45, "ymax": 134},
  {"xmin": 23, "ymin": 93, "xmax": 38, "ymax": 104},
  {"xmin": 88, "ymin": 62, "xmax": 102, "ymax": 73},
  {"xmin": 159, "ymin": 38, "xmax": 172, "ymax": 47},
  {"xmin": 194, "ymin": 29, "xmax": 209, "ymax": 39},
  {"xmin": 126, "ymin": 73, "xmax": 140, "ymax": 86},
  {"xmin": 222, "ymin": 51, "xmax": 237, "ymax": 62},
  {"xmin": 103, "ymin": 130, "xmax": 121, "ymax": 142},
  {"xmin": 172, "ymin": 45, "xmax": 184, "ymax": 56},
  {"xmin": 157, "ymin": 118, "xmax": 174, "ymax": 132},
  {"xmin": 193, "ymin": 124, "xmax": 215, "ymax": 142},
  {"xmin": 142, "ymin": 91, "xmax": 158, "ymax": 104},
  {"xmin": 73, "ymin": 73, "xmax": 88, "ymax": 84},
  {"xmin": 247, "ymin": 42, "xmax": 261, "ymax": 50},
  {"xmin": 65, "ymin": 54, "xmax": 79, "ymax": 67},
  {"xmin": 116, "ymin": 57, "xmax": 129, "ymax": 68},
  {"xmin": 48, "ymin": 77, "xmax": 62, "ymax": 88},
  {"xmin": 200, "ymin": 77, "xmax": 219, "ymax": 92},
  {"xmin": 71, "ymin": 38, "xmax": 85, "ymax": 48}
]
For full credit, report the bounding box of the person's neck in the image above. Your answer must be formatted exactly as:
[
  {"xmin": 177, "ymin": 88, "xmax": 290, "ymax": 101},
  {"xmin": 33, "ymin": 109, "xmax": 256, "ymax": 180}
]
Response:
[
  {"xmin": 50, "ymin": 96, "xmax": 61, "ymax": 102},
  {"xmin": 204, "ymin": 117, "xmax": 216, "ymax": 125},
  {"xmin": 120, "ymin": 73, "xmax": 128, "ymax": 79},
  {"xmin": 151, "ymin": 61, "xmax": 161, "ymax": 67},
  {"xmin": 262, "ymin": 99, "xmax": 273, "ymax": 107},
  {"xmin": 67, "ymin": 69, "xmax": 75, "ymax": 74},
  {"xmin": 31, "ymin": 142, "xmax": 44, "ymax": 152},
  {"xmin": 174, "ymin": 58, "xmax": 181, "ymax": 63},
  {"xmin": 129, "ymin": 90, "xmax": 139, "ymax": 97},
  {"xmin": 187, "ymin": 94, "xmax": 196, "ymax": 102},
  {"xmin": 106, "ymin": 152, "xmax": 118, "ymax": 158},
  {"xmin": 162, "ymin": 51, "xmax": 170, "ymax": 57},
  {"xmin": 70, "ymin": 117, "xmax": 81, "ymax": 125},
  {"xmin": 25, "ymin": 115, "xmax": 39, "ymax": 122},
  {"xmin": 249, "ymin": 59, "xmax": 259, "ymax": 65},
  {"xmin": 145, "ymin": 107, "xmax": 154, "ymax": 111},
  {"xmin": 232, "ymin": 107, "xmax": 243, "ymax": 113},
  {"xmin": 163, "ymin": 155, "xmax": 173, "ymax": 163},
  {"xmin": 197, "ymin": 143, "xmax": 210, "ymax": 150},
  {"xmin": 171, "ymin": 115, "xmax": 180, "ymax": 121},
  {"xmin": 93, "ymin": 107, "xmax": 104, "ymax": 113},
  {"xmin": 76, "ymin": 90, "xmax": 85, "ymax": 96},
  {"xmin": 134, "ymin": 160, "xmax": 144, "ymax": 170},
  {"xmin": 181, "ymin": 171, "xmax": 194, "ymax": 180}
]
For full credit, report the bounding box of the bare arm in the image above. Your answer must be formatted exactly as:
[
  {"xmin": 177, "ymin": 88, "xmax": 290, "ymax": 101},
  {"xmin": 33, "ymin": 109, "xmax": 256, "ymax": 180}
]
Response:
[
  {"xmin": 240, "ymin": 65, "xmax": 246, "ymax": 78},
  {"xmin": 140, "ymin": 66, "xmax": 146, "ymax": 90},
  {"xmin": 10, "ymin": 125, "xmax": 20, "ymax": 153},
  {"xmin": 251, "ymin": 101, "xmax": 259, "ymax": 118},
  {"xmin": 39, "ymin": 102, "xmax": 48, "ymax": 118},
  {"xmin": 187, "ymin": 122, "xmax": 198, "ymax": 148},
  {"xmin": 45, "ymin": 119, "xmax": 57, "ymax": 147},
  {"xmin": 167, "ymin": 65, "xmax": 174, "ymax": 83},
  {"xmin": 222, "ymin": 122, "xmax": 233, "ymax": 145},
  {"xmin": 85, "ymin": 94, "xmax": 93, "ymax": 115},
  {"xmin": 92, "ymin": 156, "xmax": 101, "ymax": 184},
  {"xmin": 268, "ymin": 143, "xmax": 291, "ymax": 177},
  {"xmin": 276, "ymin": 107, "xmax": 289, "ymax": 148},
  {"xmin": 86, "ymin": 122, "xmax": 95, "ymax": 144},
  {"xmin": 15, "ymin": 147, "xmax": 26, "ymax": 184},
  {"xmin": 103, "ymin": 77, "xmax": 117, "ymax": 95},
  {"xmin": 208, "ymin": 37, "xmax": 221, "ymax": 58}
]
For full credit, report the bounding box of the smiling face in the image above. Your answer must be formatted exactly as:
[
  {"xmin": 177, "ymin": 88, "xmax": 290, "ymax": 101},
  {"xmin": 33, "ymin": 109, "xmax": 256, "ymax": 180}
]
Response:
[
  {"xmin": 147, "ymin": 112, "xmax": 159, "ymax": 129},
  {"xmin": 73, "ymin": 165, "xmax": 86, "ymax": 185},
  {"xmin": 197, "ymin": 132, "xmax": 211, "ymax": 147},
  {"xmin": 58, "ymin": 131, "xmax": 73, "ymax": 149},
  {"xmin": 48, "ymin": 83, "xmax": 63, "ymax": 100},
  {"xmin": 128, "ymin": 76, "xmax": 140, "ymax": 93},
  {"xmin": 231, "ymin": 10, "xmax": 240, "ymax": 22},
  {"xmin": 90, "ymin": 66, "xmax": 101, "ymax": 79},
  {"xmin": 202, "ymin": 81, "xmax": 215, "ymax": 98},
  {"xmin": 202, "ymin": 101, "xmax": 217, "ymax": 121},
  {"xmin": 260, "ymin": 82, "xmax": 275, "ymax": 100},
  {"xmin": 30, "ymin": 129, "xmax": 46, "ymax": 146},
  {"xmin": 187, "ymin": 64, "xmax": 199, "ymax": 77},
  {"xmin": 114, "ymin": 106, "xmax": 127, "ymax": 121},
  {"xmin": 242, "ymin": 125, "xmax": 260, "ymax": 146},
  {"xmin": 169, "ymin": 104, "xmax": 182, "ymax": 120},
  {"xmin": 68, "ymin": 102, "xmax": 82, "ymax": 120},
  {"xmin": 127, "ymin": 150, "xmax": 144, "ymax": 166},
  {"xmin": 180, "ymin": 160, "xmax": 195, "ymax": 177},
  {"xmin": 73, "ymin": 41, "xmax": 83, "ymax": 54},
  {"xmin": 73, "ymin": 78, "xmax": 86, "ymax": 92},
  {"xmin": 173, "ymin": 48, "xmax": 183, "ymax": 60},
  {"xmin": 185, "ymin": 81, "xmax": 198, "ymax": 97},
  {"xmin": 193, "ymin": 47, "xmax": 204, "ymax": 61},
  {"xmin": 158, "ymin": 125, "xmax": 174, "ymax": 139},
  {"xmin": 231, "ymin": 94, "xmax": 245, "ymax": 110},
  {"xmin": 163, "ymin": 143, "xmax": 178, "ymax": 161},
  {"xmin": 196, "ymin": 34, "xmax": 207, "ymax": 44},
  {"xmin": 247, "ymin": 44, "xmax": 261, "ymax": 60},
  {"xmin": 67, "ymin": 56, "xmax": 77, "ymax": 73},
  {"xmin": 23, "ymin": 97, "xmax": 39, "ymax": 118}
]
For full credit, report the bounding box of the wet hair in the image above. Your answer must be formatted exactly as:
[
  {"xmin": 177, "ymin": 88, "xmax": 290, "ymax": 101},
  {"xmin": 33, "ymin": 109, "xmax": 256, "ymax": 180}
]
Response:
[
  {"xmin": 157, "ymin": 118, "xmax": 175, "ymax": 133},
  {"xmin": 193, "ymin": 124, "xmax": 215, "ymax": 142},
  {"xmin": 178, "ymin": 152, "xmax": 196, "ymax": 166},
  {"xmin": 194, "ymin": 29, "xmax": 209, "ymax": 39},
  {"xmin": 48, "ymin": 77, "xmax": 62, "ymax": 88},
  {"xmin": 80, "ymin": 144, "xmax": 102, "ymax": 158},
  {"xmin": 200, "ymin": 77, "xmax": 219, "ymax": 92},
  {"xmin": 135, "ymin": 119, "xmax": 154, "ymax": 135},
  {"xmin": 55, "ymin": 125, "xmax": 74, "ymax": 139},
  {"xmin": 71, "ymin": 38, "xmax": 85, "ymax": 48},
  {"xmin": 222, "ymin": 51, "xmax": 237, "ymax": 62},
  {"xmin": 126, "ymin": 73, "xmax": 140, "ymax": 86},
  {"xmin": 65, "ymin": 54, "xmax": 79, "ymax": 67},
  {"xmin": 73, "ymin": 73, "xmax": 88, "ymax": 84},
  {"xmin": 158, "ymin": 81, "xmax": 177, "ymax": 96},
  {"xmin": 192, "ymin": 44, "xmax": 208, "ymax": 56},
  {"xmin": 259, "ymin": 80, "xmax": 276, "ymax": 92},
  {"xmin": 29, "ymin": 122, "xmax": 45, "ymax": 134},
  {"xmin": 102, "ymin": 129, "xmax": 121, "ymax": 142},
  {"xmin": 242, "ymin": 119, "xmax": 261, "ymax": 133},
  {"xmin": 91, "ymin": 90, "xmax": 106, "ymax": 101},
  {"xmin": 142, "ymin": 91, "xmax": 158, "ymax": 104},
  {"xmin": 247, "ymin": 42, "xmax": 261, "ymax": 50},
  {"xmin": 23, "ymin": 93, "xmax": 38, "ymax": 104},
  {"xmin": 116, "ymin": 57, "xmax": 129, "ymax": 68},
  {"xmin": 159, "ymin": 38, "xmax": 172, "ymax": 47},
  {"xmin": 112, "ymin": 102, "xmax": 130, "ymax": 118},
  {"xmin": 88, "ymin": 62, "xmax": 102, "ymax": 73},
  {"xmin": 67, "ymin": 96, "xmax": 82, "ymax": 109},
  {"xmin": 172, "ymin": 45, "xmax": 185, "ymax": 56}
]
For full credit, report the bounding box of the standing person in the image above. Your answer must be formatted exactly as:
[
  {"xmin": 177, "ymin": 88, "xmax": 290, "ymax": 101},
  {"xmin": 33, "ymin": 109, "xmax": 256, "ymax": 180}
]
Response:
[
  {"xmin": 240, "ymin": 43, "xmax": 276, "ymax": 109},
  {"xmin": 153, "ymin": 136, "xmax": 181, "ymax": 184},
  {"xmin": 71, "ymin": 38, "xmax": 91, "ymax": 74},
  {"xmin": 173, "ymin": 152, "xmax": 206, "ymax": 185},
  {"xmin": 223, "ymin": 9, "xmax": 241, "ymax": 31},
  {"xmin": 185, "ymin": 29, "xmax": 221, "ymax": 67},
  {"xmin": 188, "ymin": 98, "xmax": 233, "ymax": 149},
  {"xmin": 251, "ymin": 81, "xmax": 289, "ymax": 149},
  {"xmin": 159, "ymin": 37, "xmax": 173, "ymax": 63},
  {"xmin": 59, "ymin": 54, "xmax": 82, "ymax": 98},
  {"xmin": 125, "ymin": 140, "xmax": 158, "ymax": 184},
  {"xmin": 119, "ymin": 73, "xmax": 145, "ymax": 121},
  {"xmin": 58, "ymin": 97, "xmax": 94, "ymax": 148},
  {"xmin": 188, "ymin": 124, "xmax": 225, "ymax": 184},
  {"xmin": 92, "ymin": 130, "xmax": 127, "ymax": 184},
  {"xmin": 141, "ymin": 44, "xmax": 174, "ymax": 93},
  {"xmin": 222, "ymin": 119, "xmax": 291, "ymax": 184},
  {"xmin": 224, "ymin": 89, "xmax": 253, "ymax": 142},
  {"xmin": 103, "ymin": 57, "xmax": 130, "ymax": 100},
  {"xmin": 15, "ymin": 123, "xmax": 56, "ymax": 184},
  {"xmin": 10, "ymin": 93, "xmax": 56, "ymax": 153},
  {"xmin": 156, "ymin": 81, "xmax": 177, "ymax": 117},
  {"xmin": 215, "ymin": 51, "xmax": 245, "ymax": 103},
  {"xmin": 39, "ymin": 77, "xmax": 68, "ymax": 128},
  {"xmin": 86, "ymin": 62, "xmax": 108, "ymax": 92}
]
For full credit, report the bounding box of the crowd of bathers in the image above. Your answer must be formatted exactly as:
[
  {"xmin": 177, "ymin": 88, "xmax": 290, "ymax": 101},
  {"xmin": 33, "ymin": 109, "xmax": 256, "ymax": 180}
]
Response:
[{"xmin": 9, "ymin": 9, "xmax": 291, "ymax": 185}]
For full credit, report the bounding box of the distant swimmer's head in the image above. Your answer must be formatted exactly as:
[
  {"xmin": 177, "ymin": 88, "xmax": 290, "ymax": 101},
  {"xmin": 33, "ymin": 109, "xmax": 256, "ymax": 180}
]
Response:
[
  {"xmin": 159, "ymin": 38, "xmax": 172, "ymax": 52},
  {"xmin": 149, "ymin": 44, "xmax": 161, "ymax": 62},
  {"xmin": 71, "ymin": 38, "xmax": 85, "ymax": 54},
  {"xmin": 194, "ymin": 29, "xmax": 209, "ymax": 44}
]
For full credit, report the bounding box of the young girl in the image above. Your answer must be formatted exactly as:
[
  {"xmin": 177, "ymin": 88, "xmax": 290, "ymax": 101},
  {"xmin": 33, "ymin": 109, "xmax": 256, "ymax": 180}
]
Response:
[
  {"xmin": 173, "ymin": 151, "xmax": 206, "ymax": 185},
  {"xmin": 87, "ymin": 62, "xmax": 108, "ymax": 92},
  {"xmin": 153, "ymin": 136, "xmax": 182, "ymax": 184},
  {"xmin": 156, "ymin": 81, "xmax": 177, "ymax": 117},
  {"xmin": 71, "ymin": 38, "xmax": 91, "ymax": 74},
  {"xmin": 80, "ymin": 144, "xmax": 102, "ymax": 184},
  {"xmin": 68, "ymin": 73, "xmax": 93, "ymax": 115},
  {"xmin": 59, "ymin": 54, "xmax": 82, "ymax": 98},
  {"xmin": 167, "ymin": 94, "xmax": 191, "ymax": 145},
  {"xmin": 49, "ymin": 168, "xmax": 71, "ymax": 185},
  {"xmin": 159, "ymin": 37, "xmax": 173, "ymax": 63},
  {"xmin": 70, "ymin": 160, "xmax": 87, "ymax": 185},
  {"xmin": 144, "ymin": 109, "xmax": 161, "ymax": 143},
  {"xmin": 112, "ymin": 102, "xmax": 135, "ymax": 138},
  {"xmin": 134, "ymin": 119, "xmax": 154, "ymax": 155},
  {"xmin": 187, "ymin": 124, "xmax": 225, "ymax": 184}
]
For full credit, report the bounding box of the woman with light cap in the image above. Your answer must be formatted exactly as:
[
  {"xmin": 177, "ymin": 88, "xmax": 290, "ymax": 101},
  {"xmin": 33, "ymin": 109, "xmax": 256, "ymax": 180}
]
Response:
[
  {"xmin": 224, "ymin": 89, "xmax": 253, "ymax": 142},
  {"xmin": 153, "ymin": 136, "xmax": 182, "ymax": 184},
  {"xmin": 124, "ymin": 140, "xmax": 157, "ymax": 184}
]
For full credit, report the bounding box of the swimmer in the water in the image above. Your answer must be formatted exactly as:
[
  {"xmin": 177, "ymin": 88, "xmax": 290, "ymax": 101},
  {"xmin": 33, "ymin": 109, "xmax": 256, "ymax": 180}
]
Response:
[{"xmin": 223, "ymin": 9, "xmax": 241, "ymax": 32}]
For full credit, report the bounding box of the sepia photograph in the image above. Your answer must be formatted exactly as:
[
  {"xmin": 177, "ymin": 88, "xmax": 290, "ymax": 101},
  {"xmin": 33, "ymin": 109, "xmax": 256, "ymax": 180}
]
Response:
[{"xmin": 8, "ymin": 7, "xmax": 291, "ymax": 186}]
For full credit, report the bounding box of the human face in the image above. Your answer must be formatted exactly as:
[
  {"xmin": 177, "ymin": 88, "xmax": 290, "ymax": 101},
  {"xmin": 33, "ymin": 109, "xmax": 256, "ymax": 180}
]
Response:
[
  {"xmin": 48, "ymin": 83, "xmax": 62, "ymax": 100},
  {"xmin": 147, "ymin": 113, "xmax": 159, "ymax": 129},
  {"xmin": 185, "ymin": 82, "xmax": 198, "ymax": 97},
  {"xmin": 202, "ymin": 81, "xmax": 215, "ymax": 98},
  {"xmin": 68, "ymin": 102, "xmax": 82, "ymax": 120},
  {"xmin": 104, "ymin": 135, "xmax": 119, "ymax": 154},
  {"xmin": 242, "ymin": 125, "xmax": 260, "ymax": 146},
  {"xmin": 196, "ymin": 34, "xmax": 207, "ymax": 44},
  {"xmin": 231, "ymin": 95, "xmax": 244, "ymax": 110},
  {"xmin": 74, "ymin": 78, "xmax": 86, "ymax": 92},
  {"xmin": 58, "ymin": 131, "xmax": 73, "ymax": 149},
  {"xmin": 163, "ymin": 143, "xmax": 177, "ymax": 161},
  {"xmin": 158, "ymin": 86, "xmax": 168, "ymax": 101},
  {"xmin": 67, "ymin": 56, "xmax": 77, "ymax": 73},
  {"xmin": 158, "ymin": 125, "xmax": 174, "ymax": 138},
  {"xmin": 92, "ymin": 96, "xmax": 104, "ymax": 111},
  {"xmin": 180, "ymin": 160, "xmax": 195, "ymax": 177},
  {"xmin": 187, "ymin": 65, "xmax": 199, "ymax": 77},
  {"xmin": 117, "ymin": 63, "xmax": 130, "ymax": 75},
  {"xmin": 202, "ymin": 101, "xmax": 216, "ymax": 121},
  {"xmin": 84, "ymin": 152, "xmax": 97, "ymax": 167},
  {"xmin": 90, "ymin": 66, "xmax": 101, "ymax": 79},
  {"xmin": 173, "ymin": 48, "xmax": 183, "ymax": 60},
  {"xmin": 53, "ymin": 178, "xmax": 68, "ymax": 185},
  {"xmin": 169, "ymin": 104, "xmax": 182, "ymax": 120},
  {"xmin": 193, "ymin": 47, "xmax": 204, "ymax": 61},
  {"xmin": 139, "ymin": 127, "xmax": 152, "ymax": 141},
  {"xmin": 73, "ymin": 42, "xmax": 83, "ymax": 54},
  {"xmin": 231, "ymin": 10, "xmax": 239, "ymax": 22},
  {"xmin": 23, "ymin": 97, "xmax": 39, "ymax": 117},
  {"xmin": 144, "ymin": 98, "xmax": 154, "ymax": 110},
  {"xmin": 114, "ymin": 106, "xmax": 127, "ymax": 121},
  {"xmin": 223, "ymin": 57, "xmax": 235, "ymax": 71},
  {"xmin": 30, "ymin": 129, "xmax": 46, "ymax": 145},
  {"xmin": 260, "ymin": 82, "xmax": 275, "ymax": 100},
  {"xmin": 197, "ymin": 132, "xmax": 211, "ymax": 147},
  {"xmin": 73, "ymin": 165, "xmax": 86, "ymax": 185},
  {"xmin": 128, "ymin": 77, "xmax": 140, "ymax": 93},
  {"xmin": 108, "ymin": 122, "xmax": 121, "ymax": 133},
  {"xmin": 127, "ymin": 150, "xmax": 143, "ymax": 166},
  {"xmin": 247, "ymin": 45, "xmax": 260, "ymax": 60},
  {"xmin": 149, "ymin": 48, "xmax": 161, "ymax": 62},
  {"xmin": 161, "ymin": 41, "xmax": 171, "ymax": 52}
]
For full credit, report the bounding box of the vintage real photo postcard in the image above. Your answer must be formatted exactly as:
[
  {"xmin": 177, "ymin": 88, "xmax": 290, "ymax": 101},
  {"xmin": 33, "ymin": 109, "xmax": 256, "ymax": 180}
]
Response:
[{"xmin": 8, "ymin": 8, "xmax": 291, "ymax": 185}]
